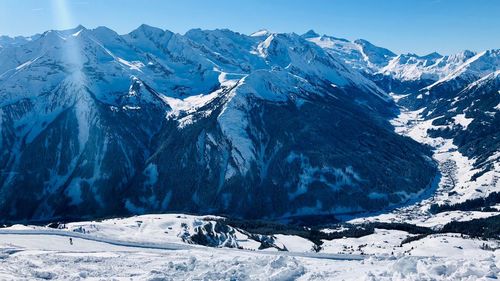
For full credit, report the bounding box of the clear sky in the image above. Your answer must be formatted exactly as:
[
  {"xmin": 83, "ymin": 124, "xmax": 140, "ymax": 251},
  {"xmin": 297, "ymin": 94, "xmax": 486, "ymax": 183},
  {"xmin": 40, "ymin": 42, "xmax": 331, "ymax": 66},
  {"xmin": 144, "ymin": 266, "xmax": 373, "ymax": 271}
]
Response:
[{"xmin": 0, "ymin": 0, "xmax": 498, "ymax": 55}]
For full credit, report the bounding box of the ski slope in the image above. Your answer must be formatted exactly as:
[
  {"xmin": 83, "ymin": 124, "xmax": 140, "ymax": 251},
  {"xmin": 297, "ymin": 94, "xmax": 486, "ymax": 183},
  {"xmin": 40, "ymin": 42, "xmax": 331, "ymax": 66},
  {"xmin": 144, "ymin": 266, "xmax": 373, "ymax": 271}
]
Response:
[{"xmin": 1, "ymin": 218, "xmax": 499, "ymax": 280}]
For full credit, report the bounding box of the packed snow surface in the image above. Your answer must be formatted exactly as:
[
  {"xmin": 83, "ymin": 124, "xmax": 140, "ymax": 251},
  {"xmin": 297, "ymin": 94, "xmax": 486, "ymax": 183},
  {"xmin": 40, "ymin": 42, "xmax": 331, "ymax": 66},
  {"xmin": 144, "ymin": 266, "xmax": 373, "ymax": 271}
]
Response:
[{"xmin": 1, "ymin": 215, "xmax": 499, "ymax": 280}]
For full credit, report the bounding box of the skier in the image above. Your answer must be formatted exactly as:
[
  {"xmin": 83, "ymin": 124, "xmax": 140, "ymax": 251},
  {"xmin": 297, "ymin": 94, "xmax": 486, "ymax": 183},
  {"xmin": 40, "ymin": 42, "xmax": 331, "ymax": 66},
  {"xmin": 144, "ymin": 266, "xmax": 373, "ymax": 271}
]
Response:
[{"xmin": 69, "ymin": 238, "xmax": 73, "ymax": 245}]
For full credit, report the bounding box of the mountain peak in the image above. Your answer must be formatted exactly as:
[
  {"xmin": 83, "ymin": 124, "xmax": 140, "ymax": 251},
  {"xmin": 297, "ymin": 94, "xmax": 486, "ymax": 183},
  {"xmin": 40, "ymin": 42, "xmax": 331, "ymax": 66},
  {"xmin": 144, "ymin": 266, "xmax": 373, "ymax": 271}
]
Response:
[
  {"xmin": 132, "ymin": 24, "xmax": 165, "ymax": 35},
  {"xmin": 65, "ymin": 25, "xmax": 88, "ymax": 34},
  {"xmin": 128, "ymin": 24, "xmax": 171, "ymax": 41},
  {"xmin": 461, "ymin": 49, "xmax": 476, "ymax": 57},
  {"xmin": 75, "ymin": 24, "xmax": 87, "ymax": 30},
  {"xmin": 354, "ymin": 39, "xmax": 395, "ymax": 55},
  {"xmin": 421, "ymin": 52, "xmax": 442, "ymax": 60},
  {"xmin": 250, "ymin": 29, "xmax": 271, "ymax": 37},
  {"xmin": 353, "ymin": 38, "xmax": 370, "ymax": 45},
  {"xmin": 301, "ymin": 29, "xmax": 320, "ymax": 39}
]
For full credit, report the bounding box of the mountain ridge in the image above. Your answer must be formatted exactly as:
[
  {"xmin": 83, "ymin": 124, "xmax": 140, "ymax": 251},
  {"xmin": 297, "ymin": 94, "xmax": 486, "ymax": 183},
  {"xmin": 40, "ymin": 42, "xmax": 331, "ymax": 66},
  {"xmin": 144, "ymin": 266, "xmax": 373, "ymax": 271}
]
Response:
[{"xmin": 0, "ymin": 25, "xmax": 497, "ymax": 224}]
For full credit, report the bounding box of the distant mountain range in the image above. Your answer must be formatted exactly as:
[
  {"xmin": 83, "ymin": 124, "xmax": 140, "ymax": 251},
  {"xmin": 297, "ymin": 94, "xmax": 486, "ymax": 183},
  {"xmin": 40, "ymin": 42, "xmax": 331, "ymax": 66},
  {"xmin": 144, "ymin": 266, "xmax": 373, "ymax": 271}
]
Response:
[{"xmin": 0, "ymin": 25, "xmax": 497, "ymax": 223}]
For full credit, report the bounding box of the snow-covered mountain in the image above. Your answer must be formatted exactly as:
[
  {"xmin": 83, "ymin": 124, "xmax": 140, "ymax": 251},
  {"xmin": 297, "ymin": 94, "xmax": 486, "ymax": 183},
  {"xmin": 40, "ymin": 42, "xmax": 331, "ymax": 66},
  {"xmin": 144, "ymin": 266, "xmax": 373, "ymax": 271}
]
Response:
[
  {"xmin": 303, "ymin": 30, "xmax": 497, "ymax": 86},
  {"xmin": 377, "ymin": 51, "xmax": 469, "ymax": 81},
  {"xmin": 0, "ymin": 35, "xmax": 39, "ymax": 50},
  {"xmin": 0, "ymin": 25, "xmax": 499, "ymax": 281},
  {"xmin": 304, "ymin": 31, "xmax": 497, "ymax": 95},
  {"xmin": 0, "ymin": 25, "xmax": 440, "ymax": 222},
  {"xmin": 0, "ymin": 25, "xmax": 498, "ymax": 225},
  {"xmin": 304, "ymin": 31, "xmax": 396, "ymax": 72},
  {"xmin": 424, "ymin": 49, "xmax": 500, "ymax": 92}
]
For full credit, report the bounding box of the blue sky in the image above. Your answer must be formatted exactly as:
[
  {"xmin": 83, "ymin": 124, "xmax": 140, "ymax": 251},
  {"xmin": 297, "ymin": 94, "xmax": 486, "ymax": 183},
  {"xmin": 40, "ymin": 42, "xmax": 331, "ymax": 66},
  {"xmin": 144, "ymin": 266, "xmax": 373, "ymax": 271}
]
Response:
[{"xmin": 0, "ymin": 0, "xmax": 498, "ymax": 55}]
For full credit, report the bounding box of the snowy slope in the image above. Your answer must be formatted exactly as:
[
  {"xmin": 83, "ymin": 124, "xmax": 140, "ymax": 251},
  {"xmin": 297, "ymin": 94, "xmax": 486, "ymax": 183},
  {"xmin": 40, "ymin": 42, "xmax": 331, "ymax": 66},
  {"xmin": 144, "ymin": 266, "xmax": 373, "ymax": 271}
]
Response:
[
  {"xmin": 1, "ymin": 215, "xmax": 499, "ymax": 280},
  {"xmin": 305, "ymin": 32, "xmax": 395, "ymax": 72},
  {"xmin": 2, "ymin": 231, "xmax": 497, "ymax": 281}
]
